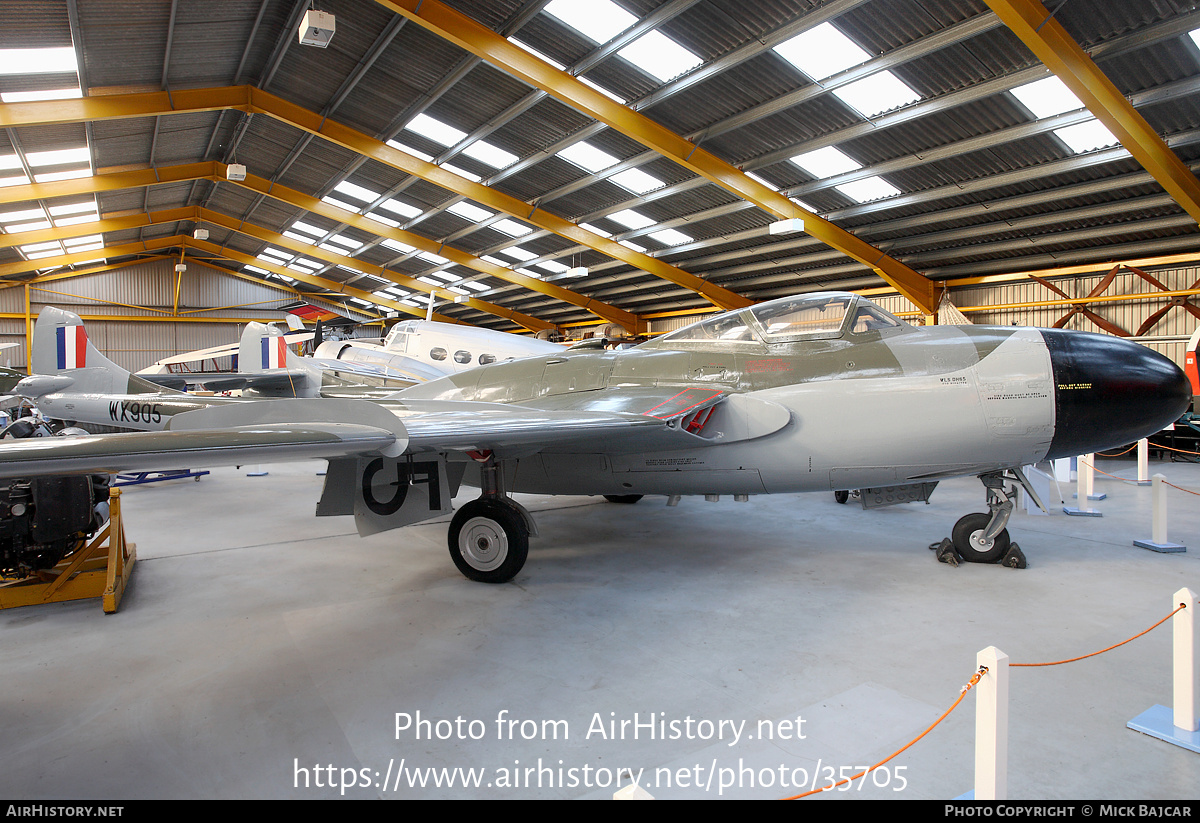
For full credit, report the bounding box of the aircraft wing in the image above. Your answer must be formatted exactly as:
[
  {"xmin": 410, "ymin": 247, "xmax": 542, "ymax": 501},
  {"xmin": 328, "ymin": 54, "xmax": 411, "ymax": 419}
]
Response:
[{"xmin": 0, "ymin": 386, "xmax": 756, "ymax": 480}]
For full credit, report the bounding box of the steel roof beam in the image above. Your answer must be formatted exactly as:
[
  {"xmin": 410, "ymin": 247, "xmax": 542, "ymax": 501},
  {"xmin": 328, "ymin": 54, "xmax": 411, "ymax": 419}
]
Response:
[{"xmin": 985, "ymin": 0, "xmax": 1200, "ymax": 226}]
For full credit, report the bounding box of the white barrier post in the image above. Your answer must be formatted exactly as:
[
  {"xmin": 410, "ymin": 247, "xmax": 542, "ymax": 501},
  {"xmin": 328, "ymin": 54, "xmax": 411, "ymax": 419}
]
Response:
[
  {"xmin": 1133, "ymin": 475, "xmax": 1185, "ymax": 553},
  {"xmin": 1137, "ymin": 438, "xmax": 1150, "ymax": 485},
  {"xmin": 1174, "ymin": 588, "xmax": 1197, "ymax": 734},
  {"xmin": 1064, "ymin": 454, "xmax": 1102, "ymax": 515},
  {"xmin": 1128, "ymin": 589, "xmax": 1199, "ymax": 752},
  {"xmin": 975, "ymin": 646, "xmax": 1009, "ymax": 800}
]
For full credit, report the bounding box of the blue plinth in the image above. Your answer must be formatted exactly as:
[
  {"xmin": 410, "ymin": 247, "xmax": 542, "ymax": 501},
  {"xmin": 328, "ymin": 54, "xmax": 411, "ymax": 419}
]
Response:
[
  {"xmin": 1133, "ymin": 539, "xmax": 1186, "ymax": 553},
  {"xmin": 1063, "ymin": 506, "xmax": 1102, "ymax": 516},
  {"xmin": 1128, "ymin": 704, "xmax": 1200, "ymax": 753}
]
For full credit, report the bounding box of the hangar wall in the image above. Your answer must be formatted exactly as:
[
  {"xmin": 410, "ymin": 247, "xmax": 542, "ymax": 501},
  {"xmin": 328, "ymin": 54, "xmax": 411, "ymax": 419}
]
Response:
[{"xmin": 0, "ymin": 259, "xmax": 380, "ymax": 372}]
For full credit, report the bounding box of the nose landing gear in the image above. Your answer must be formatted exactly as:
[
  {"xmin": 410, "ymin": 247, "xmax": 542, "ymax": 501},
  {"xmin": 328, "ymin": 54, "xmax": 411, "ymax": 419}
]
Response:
[{"xmin": 934, "ymin": 469, "xmax": 1034, "ymax": 569}]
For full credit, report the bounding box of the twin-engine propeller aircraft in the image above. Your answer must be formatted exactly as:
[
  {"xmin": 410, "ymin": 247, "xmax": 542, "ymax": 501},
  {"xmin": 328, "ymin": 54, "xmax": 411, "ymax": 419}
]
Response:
[
  {"xmin": 3, "ymin": 293, "xmax": 1190, "ymax": 582},
  {"xmin": 310, "ymin": 316, "xmax": 563, "ymax": 379}
]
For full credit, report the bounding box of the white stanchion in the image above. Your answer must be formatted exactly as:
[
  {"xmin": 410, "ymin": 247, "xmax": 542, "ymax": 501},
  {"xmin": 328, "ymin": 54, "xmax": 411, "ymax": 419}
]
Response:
[
  {"xmin": 1064, "ymin": 454, "xmax": 1102, "ymax": 515},
  {"xmin": 1138, "ymin": 438, "xmax": 1150, "ymax": 485},
  {"xmin": 974, "ymin": 646, "xmax": 1009, "ymax": 800},
  {"xmin": 1134, "ymin": 474, "xmax": 1185, "ymax": 553},
  {"xmin": 1127, "ymin": 588, "xmax": 1199, "ymax": 753}
]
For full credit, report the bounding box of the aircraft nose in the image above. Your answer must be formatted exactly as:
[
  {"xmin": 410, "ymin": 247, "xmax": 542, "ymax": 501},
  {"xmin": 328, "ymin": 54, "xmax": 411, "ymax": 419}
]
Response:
[{"xmin": 1041, "ymin": 329, "xmax": 1192, "ymax": 460}]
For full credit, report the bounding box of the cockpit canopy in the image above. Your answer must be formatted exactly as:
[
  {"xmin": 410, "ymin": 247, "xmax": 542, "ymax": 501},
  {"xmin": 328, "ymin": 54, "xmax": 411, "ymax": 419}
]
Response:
[{"xmin": 648, "ymin": 292, "xmax": 907, "ymax": 348}]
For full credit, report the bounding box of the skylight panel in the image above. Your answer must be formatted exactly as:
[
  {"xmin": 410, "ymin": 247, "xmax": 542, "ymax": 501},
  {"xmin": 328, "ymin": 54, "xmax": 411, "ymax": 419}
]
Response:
[
  {"xmin": 9, "ymin": 220, "xmax": 51, "ymax": 232},
  {"xmin": 387, "ymin": 141, "xmax": 433, "ymax": 163},
  {"xmin": 579, "ymin": 222, "xmax": 612, "ymax": 237},
  {"xmin": 462, "ymin": 141, "xmax": 517, "ymax": 169},
  {"xmin": 790, "ymin": 196, "xmax": 818, "ymax": 212},
  {"xmin": 448, "ymin": 286, "xmax": 470, "ymax": 295},
  {"xmin": 515, "ymin": 268, "xmax": 542, "ymax": 279},
  {"xmin": 619, "ymin": 239, "xmax": 646, "ymax": 253},
  {"xmin": 789, "ymin": 146, "xmax": 861, "ymax": 178},
  {"xmin": 499, "ymin": 246, "xmax": 537, "ymax": 262},
  {"xmin": 244, "ymin": 265, "xmax": 270, "ymax": 275},
  {"xmin": 649, "ymin": 228, "xmax": 692, "ymax": 246},
  {"xmin": 417, "ymin": 276, "xmax": 443, "ymax": 286},
  {"xmin": 508, "ymin": 37, "xmax": 627, "ymax": 103},
  {"xmin": 0, "ymin": 155, "xmax": 22, "ymax": 170},
  {"xmin": 610, "ymin": 168, "xmax": 664, "ymax": 194},
  {"xmin": 835, "ymin": 176, "xmax": 900, "ymax": 203},
  {"xmin": 0, "ymin": 208, "xmax": 45, "ymax": 223},
  {"xmin": 481, "ymin": 255, "xmax": 511, "ymax": 267},
  {"xmin": 25, "ymin": 147, "xmax": 89, "ymax": 167},
  {"xmin": 407, "ymin": 113, "xmax": 466, "ymax": 147},
  {"xmin": 364, "ymin": 212, "xmax": 400, "ymax": 228},
  {"xmin": 558, "ymin": 142, "xmax": 619, "ymax": 173},
  {"xmin": 1, "ymin": 87, "xmax": 81, "ymax": 103},
  {"xmin": 417, "ymin": 251, "xmax": 449, "ymax": 265},
  {"xmin": 617, "ymin": 31, "xmax": 702, "ymax": 83},
  {"xmin": 1010, "ymin": 76, "xmax": 1082, "ymax": 119},
  {"xmin": 381, "ymin": 238, "xmax": 416, "ymax": 254},
  {"xmin": 832, "ymin": 71, "xmax": 920, "ymax": 117},
  {"xmin": 1190, "ymin": 28, "xmax": 1200, "ymax": 52},
  {"xmin": 492, "ymin": 219, "xmax": 531, "ymax": 237},
  {"xmin": 0, "ymin": 47, "xmax": 77, "ymax": 75},
  {"xmin": 441, "ymin": 163, "xmax": 481, "ymax": 182},
  {"xmin": 333, "ymin": 181, "xmax": 380, "ymax": 202},
  {"xmin": 745, "ymin": 171, "xmax": 778, "ymax": 191},
  {"xmin": 378, "ymin": 198, "xmax": 421, "ymax": 218},
  {"xmin": 773, "ymin": 22, "xmax": 869, "ymax": 81},
  {"xmin": 545, "ymin": 0, "xmax": 635, "ymax": 44},
  {"xmin": 48, "ymin": 201, "xmax": 95, "ymax": 216},
  {"xmin": 608, "ymin": 209, "xmax": 655, "ymax": 230},
  {"xmin": 427, "ymin": 270, "xmax": 461, "ymax": 281},
  {"xmin": 53, "ymin": 213, "xmax": 99, "ymax": 227},
  {"xmin": 290, "ymin": 221, "xmax": 324, "ymax": 237},
  {"xmin": 34, "ymin": 168, "xmax": 91, "ymax": 183},
  {"xmin": 24, "ymin": 248, "xmax": 62, "ymax": 259},
  {"xmin": 257, "ymin": 252, "xmax": 288, "ymax": 265},
  {"xmin": 321, "ymin": 195, "xmax": 358, "ymax": 211},
  {"xmin": 20, "ymin": 241, "xmax": 61, "ymax": 253},
  {"xmin": 1054, "ymin": 120, "xmax": 1119, "ymax": 153},
  {"xmin": 282, "ymin": 231, "xmax": 314, "ymax": 245},
  {"xmin": 0, "ymin": 175, "xmax": 29, "ymax": 187},
  {"xmin": 447, "ymin": 202, "xmax": 494, "ymax": 222},
  {"xmin": 63, "ymin": 235, "xmax": 102, "ymax": 249},
  {"xmin": 463, "ymin": 281, "xmax": 491, "ymax": 292},
  {"xmin": 326, "ymin": 234, "xmax": 362, "ymax": 249}
]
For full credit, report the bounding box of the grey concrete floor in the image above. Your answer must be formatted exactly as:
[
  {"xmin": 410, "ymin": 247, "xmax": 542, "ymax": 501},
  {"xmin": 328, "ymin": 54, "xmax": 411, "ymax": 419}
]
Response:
[{"xmin": 1, "ymin": 456, "xmax": 1198, "ymax": 800}]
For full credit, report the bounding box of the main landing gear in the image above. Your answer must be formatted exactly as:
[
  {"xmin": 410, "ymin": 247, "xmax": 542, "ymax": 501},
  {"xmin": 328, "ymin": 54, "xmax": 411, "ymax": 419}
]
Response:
[
  {"xmin": 934, "ymin": 469, "xmax": 1032, "ymax": 569},
  {"xmin": 447, "ymin": 453, "xmax": 536, "ymax": 583}
]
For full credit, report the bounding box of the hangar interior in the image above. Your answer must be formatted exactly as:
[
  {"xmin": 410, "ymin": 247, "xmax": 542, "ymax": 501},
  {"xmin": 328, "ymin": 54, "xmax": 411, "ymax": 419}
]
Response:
[{"xmin": 1, "ymin": 0, "xmax": 1199, "ymax": 801}]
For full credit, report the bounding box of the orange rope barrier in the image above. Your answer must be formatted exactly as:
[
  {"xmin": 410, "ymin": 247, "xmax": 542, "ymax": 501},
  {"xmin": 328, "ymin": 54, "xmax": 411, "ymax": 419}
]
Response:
[
  {"xmin": 1012, "ymin": 604, "xmax": 1186, "ymax": 668},
  {"xmin": 1080, "ymin": 459, "xmax": 1200, "ymax": 495},
  {"xmin": 785, "ymin": 667, "xmax": 987, "ymax": 800},
  {"xmin": 1096, "ymin": 443, "xmax": 1138, "ymax": 457}
]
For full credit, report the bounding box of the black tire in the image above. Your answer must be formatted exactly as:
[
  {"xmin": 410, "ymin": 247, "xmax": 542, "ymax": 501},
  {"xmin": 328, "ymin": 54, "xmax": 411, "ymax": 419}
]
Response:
[
  {"xmin": 603, "ymin": 494, "xmax": 643, "ymax": 504},
  {"xmin": 834, "ymin": 490, "xmax": 849, "ymax": 504},
  {"xmin": 448, "ymin": 499, "xmax": 529, "ymax": 583},
  {"xmin": 951, "ymin": 512, "xmax": 1010, "ymax": 563}
]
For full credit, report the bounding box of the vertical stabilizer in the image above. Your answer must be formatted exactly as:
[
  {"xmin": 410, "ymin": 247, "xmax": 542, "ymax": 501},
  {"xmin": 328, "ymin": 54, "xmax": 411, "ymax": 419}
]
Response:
[
  {"xmin": 32, "ymin": 307, "xmax": 170, "ymax": 395},
  {"xmin": 237, "ymin": 322, "xmax": 321, "ymax": 397}
]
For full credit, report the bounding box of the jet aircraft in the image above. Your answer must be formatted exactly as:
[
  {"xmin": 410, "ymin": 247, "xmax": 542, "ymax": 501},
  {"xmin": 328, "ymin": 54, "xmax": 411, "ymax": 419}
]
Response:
[{"xmin": 2, "ymin": 293, "xmax": 1190, "ymax": 583}]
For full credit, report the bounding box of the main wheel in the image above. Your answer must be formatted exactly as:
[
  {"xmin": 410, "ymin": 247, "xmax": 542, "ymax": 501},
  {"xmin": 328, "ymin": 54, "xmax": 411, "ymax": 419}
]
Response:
[
  {"xmin": 834, "ymin": 490, "xmax": 849, "ymax": 504},
  {"xmin": 603, "ymin": 494, "xmax": 643, "ymax": 504},
  {"xmin": 951, "ymin": 512, "xmax": 1010, "ymax": 563},
  {"xmin": 448, "ymin": 499, "xmax": 529, "ymax": 583}
]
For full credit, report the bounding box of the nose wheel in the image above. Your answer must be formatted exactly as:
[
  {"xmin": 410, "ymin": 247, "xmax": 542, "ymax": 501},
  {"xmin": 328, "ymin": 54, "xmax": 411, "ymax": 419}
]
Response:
[
  {"xmin": 951, "ymin": 512, "xmax": 1010, "ymax": 563},
  {"xmin": 448, "ymin": 498, "xmax": 529, "ymax": 583}
]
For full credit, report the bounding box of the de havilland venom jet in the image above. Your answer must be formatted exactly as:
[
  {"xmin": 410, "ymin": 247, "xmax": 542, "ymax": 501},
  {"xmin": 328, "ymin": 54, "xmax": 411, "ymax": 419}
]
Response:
[{"xmin": 3, "ymin": 293, "xmax": 1190, "ymax": 582}]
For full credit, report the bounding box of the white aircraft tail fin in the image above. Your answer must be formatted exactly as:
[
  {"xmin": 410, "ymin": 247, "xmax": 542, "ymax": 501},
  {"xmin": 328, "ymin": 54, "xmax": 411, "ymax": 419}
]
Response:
[
  {"xmin": 31, "ymin": 307, "xmax": 172, "ymax": 396},
  {"xmin": 238, "ymin": 322, "xmax": 322, "ymax": 397}
]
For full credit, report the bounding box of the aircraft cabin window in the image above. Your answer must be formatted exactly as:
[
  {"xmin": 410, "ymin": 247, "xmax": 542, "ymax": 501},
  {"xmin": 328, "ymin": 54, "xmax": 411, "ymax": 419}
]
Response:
[
  {"xmin": 751, "ymin": 295, "xmax": 852, "ymax": 342},
  {"xmin": 851, "ymin": 305, "xmax": 903, "ymax": 334},
  {"xmin": 478, "ymin": 354, "xmax": 496, "ymax": 365},
  {"xmin": 660, "ymin": 312, "xmax": 760, "ymax": 344},
  {"xmin": 454, "ymin": 350, "xmax": 472, "ymax": 364},
  {"xmin": 430, "ymin": 347, "xmax": 448, "ymax": 361}
]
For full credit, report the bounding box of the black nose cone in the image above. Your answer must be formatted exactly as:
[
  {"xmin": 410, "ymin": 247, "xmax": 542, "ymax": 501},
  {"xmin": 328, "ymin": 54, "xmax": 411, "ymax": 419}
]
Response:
[{"xmin": 1042, "ymin": 329, "xmax": 1191, "ymax": 460}]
